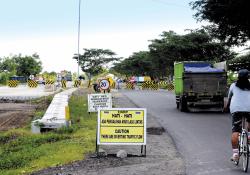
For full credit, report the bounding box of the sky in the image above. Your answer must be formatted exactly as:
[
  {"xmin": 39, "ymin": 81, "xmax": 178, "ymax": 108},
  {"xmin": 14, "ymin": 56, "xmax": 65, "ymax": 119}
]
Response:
[{"xmin": 0, "ymin": 0, "xmax": 206, "ymax": 73}]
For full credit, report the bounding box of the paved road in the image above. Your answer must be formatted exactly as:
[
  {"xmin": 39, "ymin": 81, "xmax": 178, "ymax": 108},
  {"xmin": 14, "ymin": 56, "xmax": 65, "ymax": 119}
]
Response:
[{"xmin": 121, "ymin": 90, "xmax": 246, "ymax": 175}]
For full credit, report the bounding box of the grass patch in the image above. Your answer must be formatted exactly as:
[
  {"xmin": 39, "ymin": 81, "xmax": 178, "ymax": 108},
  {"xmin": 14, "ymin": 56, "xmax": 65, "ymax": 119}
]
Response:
[{"xmin": 0, "ymin": 89, "xmax": 97, "ymax": 175}]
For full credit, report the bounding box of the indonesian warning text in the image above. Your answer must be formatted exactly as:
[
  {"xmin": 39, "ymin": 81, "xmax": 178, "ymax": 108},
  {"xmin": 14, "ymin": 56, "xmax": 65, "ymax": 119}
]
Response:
[
  {"xmin": 88, "ymin": 93, "xmax": 112, "ymax": 112},
  {"xmin": 97, "ymin": 108, "xmax": 147, "ymax": 145}
]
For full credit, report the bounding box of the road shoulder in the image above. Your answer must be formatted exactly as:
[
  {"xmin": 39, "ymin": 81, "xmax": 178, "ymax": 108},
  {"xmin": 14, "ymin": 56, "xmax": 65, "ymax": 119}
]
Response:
[{"xmin": 33, "ymin": 92, "xmax": 185, "ymax": 175}]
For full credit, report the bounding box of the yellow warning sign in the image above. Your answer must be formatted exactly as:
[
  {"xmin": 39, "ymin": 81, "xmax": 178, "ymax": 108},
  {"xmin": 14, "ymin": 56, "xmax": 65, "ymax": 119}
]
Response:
[{"xmin": 97, "ymin": 108, "xmax": 147, "ymax": 145}]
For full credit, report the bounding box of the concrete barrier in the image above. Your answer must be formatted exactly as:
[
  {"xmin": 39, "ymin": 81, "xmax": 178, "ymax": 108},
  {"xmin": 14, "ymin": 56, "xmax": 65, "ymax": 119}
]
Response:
[{"xmin": 31, "ymin": 88, "xmax": 77, "ymax": 133}]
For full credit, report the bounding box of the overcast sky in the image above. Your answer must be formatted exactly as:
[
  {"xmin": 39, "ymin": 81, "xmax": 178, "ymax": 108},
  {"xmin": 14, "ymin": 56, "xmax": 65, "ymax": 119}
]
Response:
[{"xmin": 0, "ymin": 0, "xmax": 205, "ymax": 73}]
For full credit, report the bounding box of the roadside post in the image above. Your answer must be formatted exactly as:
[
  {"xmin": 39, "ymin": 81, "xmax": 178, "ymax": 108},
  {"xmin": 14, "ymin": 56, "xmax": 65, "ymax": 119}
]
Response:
[
  {"xmin": 65, "ymin": 106, "xmax": 70, "ymax": 127},
  {"xmin": 74, "ymin": 80, "xmax": 81, "ymax": 87},
  {"xmin": 96, "ymin": 108, "xmax": 147, "ymax": 157},
  {"xmin": 61, "ymin": 80, "xmax": 67, "ymax": 89}
]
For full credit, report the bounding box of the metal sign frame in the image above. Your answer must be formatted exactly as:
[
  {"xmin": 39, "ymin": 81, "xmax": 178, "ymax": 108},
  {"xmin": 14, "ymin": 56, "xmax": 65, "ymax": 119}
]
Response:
[{"xmin": 97, "ymin": 108, "xmax": 147, "ymax": 145}]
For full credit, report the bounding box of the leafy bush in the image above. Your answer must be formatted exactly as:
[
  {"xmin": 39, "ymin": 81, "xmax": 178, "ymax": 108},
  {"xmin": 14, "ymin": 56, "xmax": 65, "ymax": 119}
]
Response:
[{"xmin": 0, "ymin": 72, "xmax": 9, "ymax": 85}]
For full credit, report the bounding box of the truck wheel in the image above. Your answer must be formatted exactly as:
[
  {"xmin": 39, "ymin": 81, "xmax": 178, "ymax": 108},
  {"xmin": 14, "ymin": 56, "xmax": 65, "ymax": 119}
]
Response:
[{"xmin": 179, "ymin": 97, "xmax": 187, "ymax": 112}]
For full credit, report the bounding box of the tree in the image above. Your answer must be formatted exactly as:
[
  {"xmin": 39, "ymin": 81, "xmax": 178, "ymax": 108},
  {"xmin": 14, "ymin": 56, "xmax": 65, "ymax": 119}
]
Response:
[
  {"xmin": 112, "ymin": 51, "xmax": 152, "ymax": 77},
  {"xmin": 0, "ymin": 54, "xmax": 42, "ymax": 78},
  {"xmin": 42, "ymin": 71, "xmax": 57, "ymax": 81},
  {"xmin": 73, "ymin": 48, "xmax": 119, "ymax": 86},
  {"xmin": 0, "ymin": 57, "xmax": 17, "ymax": 74},
  {"xmin": 112, "ymin": 30, "xmax": 235, "ymax": 79},
  {"xmin": 191, "ymin": 0, "xmax": 250, "ymax": 46},
  {"xmin": 228, "ymin": 52, "xmax": 250, "ymax": 71},
  {"xmin": 148, "ymin": 30, "xmax": 235, "ymax": 76},
  {"xmin": 0, "ymin": 57, "xmax": 17, "ymax": 84},
  {"xmin": 14, "ymin": 54, "xmax": 42, "ymax": 77}
]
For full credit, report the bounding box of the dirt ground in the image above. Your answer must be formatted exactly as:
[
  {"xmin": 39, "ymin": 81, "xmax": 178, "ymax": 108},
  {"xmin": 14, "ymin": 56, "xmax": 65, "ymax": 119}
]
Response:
[
  {"xmin": 32, "ymin": 90, "xmax": 185, "ymax": 175},
  {"xmin": 0, "ymin": 102, "xmax": 36, "ymax": 131}
]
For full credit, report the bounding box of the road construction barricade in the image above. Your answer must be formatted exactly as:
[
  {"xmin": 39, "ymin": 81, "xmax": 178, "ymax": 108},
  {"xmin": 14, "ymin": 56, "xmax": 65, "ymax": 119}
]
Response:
[
  {"xmin": 45, "ymin": 80, "xmax": 55, "ymax": 85},
  {"xmin": 7, "ymin": 80, "xmax": 19, "ymax": 87},
  {"xmin": 141, "ymin": 82, "xmax": 149, "ymax": 90},
  {"xmin": 126, "ymin": 82, "xmax": 134, "ymax": 89},
  {"xmin": 61, "ymin": 80, "xmax": 67, "ymax": 89},
  {"xmin": 151, "ymin": 82, "xmax": 159, "ymax": 90},
  {"xmin": 73, "ymin": 80, "xmax": 81, "ymax": 87},
  {"xmin": 27, "ymin": 80, "xmax": 38, "ymax": 88},
  {"xmin": 110, "ymin": 82, "xmax": 116, "ymax": 89},
  {"xmin": 141, "ymin": 81, "xmax": 159, "ymax": 90},
  {"xmin": 167, "ymin": 83, "xmax": 174, "ymax": 91},
  {"xmin": 44, "ymin": 80, "xmax": 56, "ymax": 92},
  {"xmin": 107, "ymin": 77, "xmax": 116, "ymax": 89},
  {"xmin": 158, "ymin": 81, "xmax": 168, "ymax": 89}
]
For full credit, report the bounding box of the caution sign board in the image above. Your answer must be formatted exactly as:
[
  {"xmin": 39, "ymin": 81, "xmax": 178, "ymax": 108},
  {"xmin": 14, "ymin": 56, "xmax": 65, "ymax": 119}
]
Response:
[
  {"xmin": 88, "ymin": 93, "xmax": 112, "ymax": 112},
  {"xmin": 97, "ymin": 108, "xmax": 147, "ymax": 145}
]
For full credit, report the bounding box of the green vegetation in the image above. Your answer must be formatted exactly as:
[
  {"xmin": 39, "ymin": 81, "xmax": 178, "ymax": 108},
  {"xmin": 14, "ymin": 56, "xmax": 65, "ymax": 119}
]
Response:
[
  {"xmin": 31, "ymin": 95, "xmax": 54, "ymax": 121},
  {"xmin": 73, "ymin": 48, "xmax": 120, "ymax": 87},
  {"xmin": 0, "ymin": 72, "xmax": 11, "ymax": 85},
  {"xmin": 112, "ymin": 30, "xmax": 235, "ymax": 79},
  {"xmin": 191, "ymin": 0, "xmax": 250, "ymax": 46},
  {"xmin": 0, "ymin": 54, "xmax": 42, "ymax": 79},
  {"xmin": 228, "ymin": 52, "xmax": 250, "ymax": 71},
  {"xmin": 0, "ymin": 90, "xmax": 96, "ymax": 175}
]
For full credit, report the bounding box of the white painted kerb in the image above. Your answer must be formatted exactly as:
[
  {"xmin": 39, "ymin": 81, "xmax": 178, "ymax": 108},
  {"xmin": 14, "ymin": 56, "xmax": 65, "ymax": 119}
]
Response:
[{"xmin": 31, "ymin": 88, "xmax": 77, "ymax": 133}]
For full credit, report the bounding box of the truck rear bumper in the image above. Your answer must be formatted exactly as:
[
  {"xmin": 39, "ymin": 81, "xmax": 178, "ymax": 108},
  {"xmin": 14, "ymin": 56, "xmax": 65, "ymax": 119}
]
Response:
[
  {"xmin": 187, "ymin": 101, "xmax": 224, "ymax": 112},
  {"xmin": 187, "ymin": 101, "xmax": 223, "ymax": 107}
]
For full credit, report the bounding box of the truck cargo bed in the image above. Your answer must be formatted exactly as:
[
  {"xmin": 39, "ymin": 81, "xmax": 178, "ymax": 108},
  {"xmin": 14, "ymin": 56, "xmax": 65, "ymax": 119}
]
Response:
[{"xmin": 183, "ymin": 72, "xmax": 227, "ymax": 95}]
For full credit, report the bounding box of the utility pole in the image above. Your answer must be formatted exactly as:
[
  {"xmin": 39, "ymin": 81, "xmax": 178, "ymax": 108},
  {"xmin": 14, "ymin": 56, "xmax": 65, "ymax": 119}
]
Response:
[{"xmin": 77, "ymin": 0, "xmax": 81, "ymax": 78}]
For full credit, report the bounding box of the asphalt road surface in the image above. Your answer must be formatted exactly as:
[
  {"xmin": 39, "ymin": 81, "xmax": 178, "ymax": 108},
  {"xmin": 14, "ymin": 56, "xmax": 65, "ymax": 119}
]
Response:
[{"xmin": 121, "ymin": 90, "xmax": 247, "ymax": 175}]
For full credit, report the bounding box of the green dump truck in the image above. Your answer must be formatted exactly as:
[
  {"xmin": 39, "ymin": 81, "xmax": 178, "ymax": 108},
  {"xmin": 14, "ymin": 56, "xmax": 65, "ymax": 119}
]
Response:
[{"xmin": 174, "ymin": 62, "xmax": 227, "ymax": 112}]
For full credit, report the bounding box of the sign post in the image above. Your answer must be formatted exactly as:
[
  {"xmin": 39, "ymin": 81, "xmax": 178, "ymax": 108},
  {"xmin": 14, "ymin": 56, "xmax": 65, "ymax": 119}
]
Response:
[{"xmin": 97, "ymin": 108, "xmax": 147, "ymax": 156}]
